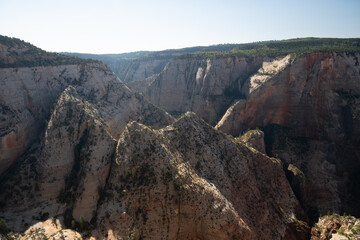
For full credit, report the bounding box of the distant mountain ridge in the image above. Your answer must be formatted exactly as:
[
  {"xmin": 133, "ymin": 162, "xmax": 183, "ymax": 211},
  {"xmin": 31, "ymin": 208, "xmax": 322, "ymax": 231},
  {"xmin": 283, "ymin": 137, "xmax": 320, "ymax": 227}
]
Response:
[
  {"xmin": 63, "ymin": 37, "xmax": 360, "ymax": 82},
  {"xmin": 63, "ymin": 44, "xmax": 240, "ymax": 82}
]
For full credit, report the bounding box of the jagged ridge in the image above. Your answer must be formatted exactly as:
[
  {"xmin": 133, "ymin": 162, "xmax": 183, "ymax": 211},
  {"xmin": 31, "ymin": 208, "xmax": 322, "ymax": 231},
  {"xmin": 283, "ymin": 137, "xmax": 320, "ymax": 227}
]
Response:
[{"xmin": 95, "ymin": 112, "xmax": 308, "ymax": 240}]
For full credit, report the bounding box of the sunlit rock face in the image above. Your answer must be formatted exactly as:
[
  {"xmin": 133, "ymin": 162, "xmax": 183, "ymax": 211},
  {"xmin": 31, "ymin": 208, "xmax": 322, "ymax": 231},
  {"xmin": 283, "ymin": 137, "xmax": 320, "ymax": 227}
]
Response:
[
  {"xmin": 0, "ymin": 61, "xmax": 173, "ymax": 176},
  {"xmin": 1, "ymin": 35, "xmax": 359, "ymax": 240},
  {"xmin": 217, "ymin": 52, "xmax": 360, "ymax": 219},
  {"xmin": 95, "ymin": 112, "xmax": 307, "ymax": 240}
]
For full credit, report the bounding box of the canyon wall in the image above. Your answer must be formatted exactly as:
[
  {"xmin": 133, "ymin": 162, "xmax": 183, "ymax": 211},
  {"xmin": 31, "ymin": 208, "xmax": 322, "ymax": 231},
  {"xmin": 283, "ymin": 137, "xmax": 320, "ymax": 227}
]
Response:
[
  {"xmin": 122, "ymin": 59, "xmax": 169, "ymax": 83},
  {"xmin": 1, "ymin": 36, "xmax": 359, "ymax": 239},
  {"xmin": 145, "ymin": 56, "xmax": 266, "ymax": 124},
  {"xmin": 0, "ymin": 108, "xmax": 308, "ymax": 239},
  {"xmin": 216, "ymin": 52, "xmax": 360, "ymax": 219},
  {"xmin": 0, "ymin": 62, "xmax": 172, "ymax": 176}
]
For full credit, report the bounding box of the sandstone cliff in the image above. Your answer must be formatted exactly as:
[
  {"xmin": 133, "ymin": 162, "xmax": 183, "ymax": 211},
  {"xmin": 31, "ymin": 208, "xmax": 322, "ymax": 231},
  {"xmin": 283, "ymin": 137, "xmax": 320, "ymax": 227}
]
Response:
[
  {"xmin": 95, "ymin": 112, "xmax": 308, "ymax": 240},
  {"xmin": 0, "ymin": 109, "xmax": 308, "ymax": 239},
  {"xmin": 0, "ymin": 41, "xmax": 173, "ymax": 176},
  {"xmin": 122, "ymin": 59, "xmax": 169, "ymax": 83},
  {"xmin": 144, "ymin": 56, "xmax": 266, "ymax": 124},
  {"xmin": 2, "ymin": 36, "xmax": 359, "ymax": 239},
  {"xmin": 0, "ymin": 86, "xmax": 116, "ymax": 231},
  {"xmin": 216, "ymin": 52, "xmax": 360, "ymax": 220}
]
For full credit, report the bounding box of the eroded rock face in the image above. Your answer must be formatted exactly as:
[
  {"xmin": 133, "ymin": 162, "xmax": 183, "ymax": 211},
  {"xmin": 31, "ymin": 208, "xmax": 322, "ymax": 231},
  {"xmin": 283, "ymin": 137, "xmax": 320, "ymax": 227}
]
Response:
[
  {"xmin": 3, "ymin": 36, "xmax": 358, "ymax": 239},
  {"xmin": 0, "ymin": 108, "xmax": 307, "ymax": 239},
  {"xmin": 236, "ymin": 128, "xmax": 266, "ymax": 154},
  {"xmin": 216, "ymin": 52, "xmax": 360, "ymax": 219},
  {"xmin": 0, "ymin": 62, "xmax": 173, "ymax": 176},
  {"xmin": 122, "ymin": 59, "xmax": 169, "ymax": 83},
  {"xmin": 96, "ymin": 112, "xmax": 307, "ymax": 240},
  {"xmin": 145, "ymin": 56, "xmax": 264, "ymax": 124},
  {"xmin": 127, "ymin": 74, "xmax": 157, "ymax": 93},
  {"xmin": 247, "ymin": 54, "xmax": 294, "ymax": 93},
  {"xmin": 0, "ymin": 64, "xmax": 80, "ymax": 176},
  {"xmin": 217, "ymin": 53, "xmax": 360, "ymax": 138},
  {"xmin": 0, "ymin": 87, "xmax": 116, "ymax": 231}
]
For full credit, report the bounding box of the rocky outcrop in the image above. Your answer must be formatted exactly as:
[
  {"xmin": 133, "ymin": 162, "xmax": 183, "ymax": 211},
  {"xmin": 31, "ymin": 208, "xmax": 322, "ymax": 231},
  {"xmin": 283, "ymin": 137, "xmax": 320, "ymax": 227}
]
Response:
[
  {"xmin": 216, "ymin": 52, "xmax": 360, "ymax": 219},
  {"xmin": 5, "ymin": 219, "xmax": 83, "ymax": 240},
  {"xmin": 95, "ymin": 112, "xmax": 308, "ymax": 240},
  {"xmin": 144, "ymin": 56, "xmax": 265, "ymax": 124},
  {"xmin": 0, "ymin": 59, "xmax": 173, "ymax": 176},
  {"xmin": 0, "ymin": 87, "xmax": 116, "ymax": 231},
  {"xmin": 311, "ymin": 214, "xmax": 360, "ymax": 240},
  {"xmin": 236, "ymin": 128, "xmax": 266, "ymax": 153},
  {"xmin": 216, "ymin": 99, "xmax": 247, "ymax": 135},
  {"xmin": 0, "ymin": 63, "xmax": 84, "ymax": 176},
  {"xmin": 247, "ymin": 54, "xmax": 293, "ymax": 93},
  {"xmin": 0, "ymin": 107, "xmax": 308, "ymax": 239},
  {"xmin": 72, "ymin": 66, "xmax": 174, "ymax": 139}
]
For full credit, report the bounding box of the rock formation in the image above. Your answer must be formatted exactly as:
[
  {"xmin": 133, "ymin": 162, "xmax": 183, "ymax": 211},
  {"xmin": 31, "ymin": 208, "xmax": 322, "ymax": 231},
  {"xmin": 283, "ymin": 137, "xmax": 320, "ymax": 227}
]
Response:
[
  {"xmin": 311, "ymin": 214, "xmax": 360, "ymax": 240},
  {"xmin": 0, "ymin": 107, "xmax": 309, "ymax": 239},
  {"xmin": 236, "ymin": 128, "xmax": 266, "ymax": 154},
  {"xmin": 0, "ymin": 36, "xmax": 173, "ymax": 176},
  {"xmin": 122, "ymin": 59, "xmax": 169, "ymax": 83},
  {"xmin": 144, "ymin": 56, "xmax": 265, "ymax": 124},
  {"xmin": 1, "ymin": 36, "xmax": 360, "ymax": 239},
  {"xmin": 216, "ymin": 52, "xmax": 360, "ymax": 220},
  {"xmin": 63, "ymin": 44, "xmax": 240, "ymax": 83},
  {"xmin": 127, "ymin": 73, "xmax": 157, "ymax": 93},
  {"xmin": 123, "ymin": 46, "xmax": 360, "ymax": 231},
  {"xmin": 2, "ymin": 219, "xmax": 83, "ymax": 240},
  {"xmin": 0, "ymin": 86, "xmax": 116, "ymax": 231},
  {"xmin": 95, "ymin": 112, "xmax": 308, "ymax": 240}
]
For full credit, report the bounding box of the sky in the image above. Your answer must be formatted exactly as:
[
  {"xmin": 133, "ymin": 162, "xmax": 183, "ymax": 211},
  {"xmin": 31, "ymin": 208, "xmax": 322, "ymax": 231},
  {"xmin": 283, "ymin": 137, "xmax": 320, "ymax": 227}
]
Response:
[{"xmin": 0, "ymin": 0, "xmax": 359, "ymax": 54}]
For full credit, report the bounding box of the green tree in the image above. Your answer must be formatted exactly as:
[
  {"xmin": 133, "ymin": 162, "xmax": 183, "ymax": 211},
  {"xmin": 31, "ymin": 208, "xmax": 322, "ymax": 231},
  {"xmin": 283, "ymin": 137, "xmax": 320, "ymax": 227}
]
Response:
[
  {"xmin": 79, "ymin": 216, "xmax": 88, "ymax": 231},
  {"xmin": 71, "ymin": 220, "xmax": 76, "ymax": 230},
  {"xmin": 0, "ymin": 217, "xmax": 8, "ymax": 234}
]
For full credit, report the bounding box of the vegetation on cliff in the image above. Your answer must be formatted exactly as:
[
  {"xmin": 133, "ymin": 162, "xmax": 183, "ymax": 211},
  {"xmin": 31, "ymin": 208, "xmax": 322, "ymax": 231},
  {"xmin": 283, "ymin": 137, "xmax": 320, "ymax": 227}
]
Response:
[
  {"xmin": 311, "ymin": 213, "xmax": 360, "ymax": 240},
  {"xmin": 177, "ymin": 38, "xmax": 360, "ymax": 59},
  {"xmin": 64, "ymin": 37, "xmax": 360, "ymax": 82},
  {"xmin": 0, "ymin": 35, "xmax": 99, "ymax": 68}
]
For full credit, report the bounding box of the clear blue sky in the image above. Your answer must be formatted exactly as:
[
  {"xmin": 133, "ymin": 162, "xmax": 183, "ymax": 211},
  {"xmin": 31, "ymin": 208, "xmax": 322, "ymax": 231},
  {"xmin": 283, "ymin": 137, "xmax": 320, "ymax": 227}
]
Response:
[{"xmin": 0, "ymin": 0, "xmax": 359, "ymax": 53}]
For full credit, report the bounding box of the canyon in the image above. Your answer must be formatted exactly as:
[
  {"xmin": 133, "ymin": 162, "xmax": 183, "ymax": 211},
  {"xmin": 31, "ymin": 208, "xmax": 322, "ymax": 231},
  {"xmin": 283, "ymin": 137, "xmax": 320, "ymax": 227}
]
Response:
[{"xmin": 0, "ymin": 36, "xmax": 360, "ymax": 239}]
